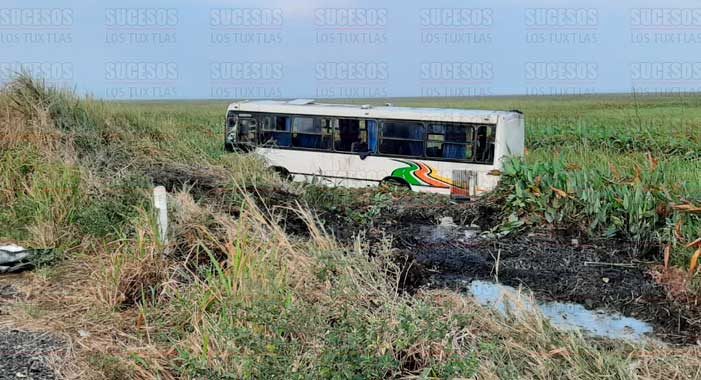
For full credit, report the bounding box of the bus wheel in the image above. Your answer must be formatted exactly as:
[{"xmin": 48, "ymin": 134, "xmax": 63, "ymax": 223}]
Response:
[
  {"xmin": 380, "ymin": 177, "xmax": 410, "ymax": 191},
  {"xmin": 271, "ymin": 167, "xmax": 292, "ymax": 181}
]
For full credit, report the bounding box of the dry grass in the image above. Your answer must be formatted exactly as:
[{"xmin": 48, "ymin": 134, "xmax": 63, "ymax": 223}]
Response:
[
  {"xmin": 0, "ymin": 107, "xmax": 61, "ymax": 155},
  {"xmin": 3, "ymin": 236, "xmax": 174, "ymax": 379}
]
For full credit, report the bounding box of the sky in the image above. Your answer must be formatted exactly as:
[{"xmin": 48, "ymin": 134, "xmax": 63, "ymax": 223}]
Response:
[{"xmin": 2, "ymin": 0, "xmax": 701, "ymax": 100}]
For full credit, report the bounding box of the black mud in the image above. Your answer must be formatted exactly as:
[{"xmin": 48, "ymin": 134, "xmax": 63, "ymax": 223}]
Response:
[
  {"xmin": 0, "ymin": 329, "xmax": 62, "ymax": 380},
  {"xmin": 406, "ymin": 232, "xmax": 698, "ymax": 344},
  {"xmin": 306, "ymin": 190, "xmax": 701, "ymax": 345}
]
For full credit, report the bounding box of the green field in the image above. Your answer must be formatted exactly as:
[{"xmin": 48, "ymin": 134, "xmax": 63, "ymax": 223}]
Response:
[
  {"xmin": 1, "ymin": 77, "xmax": 700, "ymax": 379},
  {"xmin": 115, "ymin": 94, "xmax": 701, "ymax": 256}
]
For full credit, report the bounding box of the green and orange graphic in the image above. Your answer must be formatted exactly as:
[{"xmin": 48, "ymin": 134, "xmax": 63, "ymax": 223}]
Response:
[{"xmin": 391, "ymin": 160, "xmax": 456, "ymax": 189}]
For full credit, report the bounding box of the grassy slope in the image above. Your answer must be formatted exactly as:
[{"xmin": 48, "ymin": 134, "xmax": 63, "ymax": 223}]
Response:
[{"xmin": 1, "ymin": 79, "xmax": 700, "ymax": 379}]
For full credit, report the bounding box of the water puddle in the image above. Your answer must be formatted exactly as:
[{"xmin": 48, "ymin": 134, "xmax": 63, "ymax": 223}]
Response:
[
  {"xmin": 469, "ymin": 280, "xmax": 653, "ymax": 342},
  {"xmin": 419, "ymin": 217, "xmax": 480, "ymax": 243}
]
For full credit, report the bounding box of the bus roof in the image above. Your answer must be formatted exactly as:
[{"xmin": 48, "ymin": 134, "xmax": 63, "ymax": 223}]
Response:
[{"xmin": 227, "ymin": 99, "xmax": 522, "ymax": 125}]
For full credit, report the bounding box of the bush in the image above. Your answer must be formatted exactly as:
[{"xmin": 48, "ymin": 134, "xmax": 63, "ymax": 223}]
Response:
[{"xmin": 500, "ymin": 157, "xmax": 701, "ymax": 259}]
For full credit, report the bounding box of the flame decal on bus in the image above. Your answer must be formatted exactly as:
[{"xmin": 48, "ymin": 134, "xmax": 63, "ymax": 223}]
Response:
[{"xmin": 391, "ymin": 160, "xmax": 454, "ymax": 189}]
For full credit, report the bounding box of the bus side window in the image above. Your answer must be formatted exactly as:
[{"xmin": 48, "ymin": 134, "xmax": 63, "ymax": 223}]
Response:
[
  {"xmin": 320, "ymin": 118, "xmax": 334, "ymax": 149},
  {"xmin": 475, "ymin": 125, "xmax": 495, "ymax": 163},
  {"xmin": 260, "ymin": 115, "xmax": 291, "ymax": 147},
  {"xmin": 426, "ymin": 124, "xmax": 474, "ymax": 161},
  {"xmin": 334, "ymin": 119, "xmax": 368, "ymax": 153},
  {"xmin": 426, "ymin": 125, "xmax": 445, "ymax": 158},
  {"xmin": 291, "ymin": 117, "xmax": 332, "ymax": 150},
  {"xmin": 379, "ymin": 121, "xmax": 424, "ymax": 157}
]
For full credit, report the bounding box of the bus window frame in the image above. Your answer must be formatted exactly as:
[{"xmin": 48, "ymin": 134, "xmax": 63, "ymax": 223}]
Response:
[
  {"xmin": 333, "ymin": 118, "xmax": 370, "ymax": 153},
  {"xmin": 258, "ymin": 114, "xmax": 292, "ymax": 147},
  {"xmin": 474, "ymin": 124, "xmax": 496, "ymax": 164},
  {"xmin": 252, "ymin": 112, "xmax": 373, "ymax": 156},
  {"xmin": 290, "ymin": 115, "xmax": 333, "ymax": 151},
  {"xmin": 228, "ymin": 112, "xmax": 259, "ymax": 148},
  {"xmin": 378, "ymin": 119, "xmax": 426, "ymax": 158},
  {"xmin": 230, "ymin": 111, "xmax": 497, "ymax": 165},
  {"xmin": 425, "ymin": 122, "xmax": 477, "ymax": 163}
]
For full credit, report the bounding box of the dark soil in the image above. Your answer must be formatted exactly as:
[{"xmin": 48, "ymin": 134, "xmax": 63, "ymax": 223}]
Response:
[
  {"xmin": 0, "ymin": 330, "xmax": 62, "ymax": 380},
  {"xmin": 0, "ymin": 279, "xmax": 63, "ymax": 379},
  {"xmin": 407, "ymin": 232, "xmax": 699, "ymax": 344},
  {"xmin": 309, "ymin": 191, "xmax": 701, "ymax": 345},
  {"xmin": 146, "ymin": 162, "xmax": 230, "ymax": 197}
]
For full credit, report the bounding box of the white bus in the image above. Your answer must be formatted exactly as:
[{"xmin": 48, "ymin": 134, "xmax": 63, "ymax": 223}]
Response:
[{"xmin": 225, "ymin": 99, "xmax": 524, "ymax": 198}]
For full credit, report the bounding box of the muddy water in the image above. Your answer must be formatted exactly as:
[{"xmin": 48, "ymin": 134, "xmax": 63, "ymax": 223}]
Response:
[
  {"xmin": 411, "ymin": 221, "xmax": 656, "ymax": 342},
  {"xmin": 418, "ymin": 217, "xmax": 480, "ymax": 243},
  {"xmin": 469, "ymin": 280, "xmax": 654, "ymax": 342}
]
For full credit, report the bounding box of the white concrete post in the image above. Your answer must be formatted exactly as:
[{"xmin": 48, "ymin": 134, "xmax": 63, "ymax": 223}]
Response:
[{"xmin": 153, "ymin": 186, "xmax": 168, "ymax": 244}]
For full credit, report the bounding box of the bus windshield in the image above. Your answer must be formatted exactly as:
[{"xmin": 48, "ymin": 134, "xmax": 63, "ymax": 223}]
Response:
[{"xmin": 227, "ymin": 112, "xmax": 258, "ymax": 148}]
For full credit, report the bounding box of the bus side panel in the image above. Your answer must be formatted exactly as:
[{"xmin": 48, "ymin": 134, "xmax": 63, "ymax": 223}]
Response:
[
  {"xmin": 257, "ymin": 148, "xmax": 384, "ymax": 187},
  {"xmin": 370, "ymin": 157, "xmax": 500, "ymax": 196},
  {"xmin": 509, "ymin": 115, "xmax": 526, "ymax": 157},
  {"xmin": 412, "ymin": 160, "xmax": 500, "ymax": 196},
  {"xmin": 255, "ymin": 148, "xmax": 503, "ymax": 196}
]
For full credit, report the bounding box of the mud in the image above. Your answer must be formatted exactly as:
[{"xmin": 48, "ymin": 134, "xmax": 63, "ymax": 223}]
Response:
[
  {"xmin": 0, "ymin": 330, "xmax": 62, "ymax": 380},
  {"xmin": 403, "ymin": 229, "xmax": 700, "ymax": 344},
  {"xmin": 306, "ymin": 190, "xmax": 701, "ymax": 344}
]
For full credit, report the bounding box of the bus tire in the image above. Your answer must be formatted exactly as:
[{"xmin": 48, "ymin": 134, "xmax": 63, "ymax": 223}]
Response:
[
  {"xmin": 380, "ymin": 177, "xmax": 410, "ymax": 190},
  {"xmin": 271, "ymin": 167, "xmax": 292, "ymax": 181},
  {"xmin": 225, "ymin": 142, "xmax": 235, "ymax": 152}
]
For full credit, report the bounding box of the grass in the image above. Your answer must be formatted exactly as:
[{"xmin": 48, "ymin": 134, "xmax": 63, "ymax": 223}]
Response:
[{"xmin": 1, "ymin": 76, "xmax": 700, "ymax": 379}]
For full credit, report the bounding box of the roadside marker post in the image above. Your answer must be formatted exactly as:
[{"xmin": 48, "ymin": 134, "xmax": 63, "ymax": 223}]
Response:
[{"xmin": 153, "ymin": 186, "xmax": 168, "ymax": 245}]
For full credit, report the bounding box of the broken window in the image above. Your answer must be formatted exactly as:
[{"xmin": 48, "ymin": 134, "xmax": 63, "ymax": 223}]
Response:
[
  {"xmin": 379, "ymin": 120, "xmax": 425, "ymax": 157},
  {"xmin": 260, "ymin": 115, "xmax": 291, "ymax": 147},
  {"xmin": 291, "ymin": 117, "xmax": 332, "ymax": 150},
  {"xmin": 334, "ymin": 119, "xmax": 369, "ymax": 153},
  {"xmin": 236, "ymin": 114, "xmax": 258, "ymax": 145},
  {"xmin": 426, "ymin": 124, "xmax": 474, "ymax": 161},
  {"xmin": 475, "ymin": 125, "xmax": 495, "ymax": 163}
]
